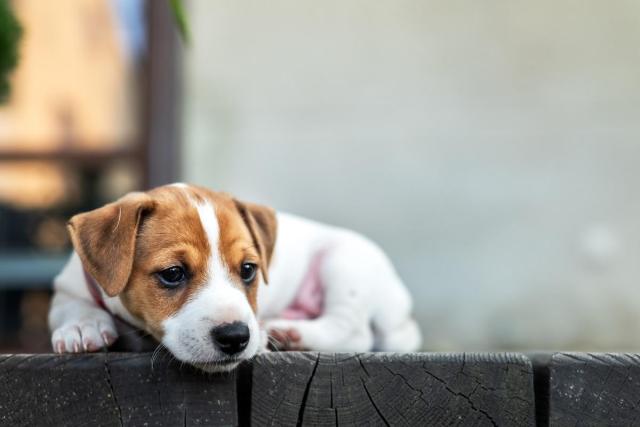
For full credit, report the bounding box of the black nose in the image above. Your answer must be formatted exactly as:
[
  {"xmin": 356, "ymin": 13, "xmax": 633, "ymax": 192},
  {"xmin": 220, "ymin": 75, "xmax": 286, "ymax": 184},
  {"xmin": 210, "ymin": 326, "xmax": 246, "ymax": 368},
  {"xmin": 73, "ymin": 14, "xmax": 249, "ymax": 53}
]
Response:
[{"xmin": 211, "ymin": 322, "xmax": 250, "ymax": 355}]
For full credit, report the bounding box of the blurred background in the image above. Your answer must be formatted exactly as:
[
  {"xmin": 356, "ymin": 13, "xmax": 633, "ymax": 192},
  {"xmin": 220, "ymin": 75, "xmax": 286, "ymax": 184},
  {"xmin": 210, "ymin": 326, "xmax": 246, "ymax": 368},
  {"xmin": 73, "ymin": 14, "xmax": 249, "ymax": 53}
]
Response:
[{"xmin": 2, "ymin": 0, "xmax": 640, "ymax": 353}]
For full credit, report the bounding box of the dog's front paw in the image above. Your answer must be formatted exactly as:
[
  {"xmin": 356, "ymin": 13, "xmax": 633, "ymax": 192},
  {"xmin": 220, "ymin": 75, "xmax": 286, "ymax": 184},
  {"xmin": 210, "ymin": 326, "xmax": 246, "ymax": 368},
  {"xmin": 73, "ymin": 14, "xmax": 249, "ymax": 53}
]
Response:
[
  {"xmin": 264, "ymin": 320, "xmax": 307, "ymax": 351},
  {"xmin": 52, "ymin": 318, "xmax": 117, "ymax": 353}
]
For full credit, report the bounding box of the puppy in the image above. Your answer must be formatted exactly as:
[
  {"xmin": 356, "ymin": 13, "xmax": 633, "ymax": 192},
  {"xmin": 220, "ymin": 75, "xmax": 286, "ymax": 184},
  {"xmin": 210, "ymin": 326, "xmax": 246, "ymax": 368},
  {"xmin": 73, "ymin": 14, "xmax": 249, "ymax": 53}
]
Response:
[{"xmin": 49, "ymin": 184, "xmax": 421, "ymax": 371}]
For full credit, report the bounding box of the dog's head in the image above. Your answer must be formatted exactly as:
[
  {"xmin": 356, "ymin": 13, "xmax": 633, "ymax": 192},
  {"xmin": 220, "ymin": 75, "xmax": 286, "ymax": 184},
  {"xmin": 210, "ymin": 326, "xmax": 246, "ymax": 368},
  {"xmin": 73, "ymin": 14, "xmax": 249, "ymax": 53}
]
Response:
[{"xmin": 67, "ymin": 184, "xmax": 277, "ymax": 371}]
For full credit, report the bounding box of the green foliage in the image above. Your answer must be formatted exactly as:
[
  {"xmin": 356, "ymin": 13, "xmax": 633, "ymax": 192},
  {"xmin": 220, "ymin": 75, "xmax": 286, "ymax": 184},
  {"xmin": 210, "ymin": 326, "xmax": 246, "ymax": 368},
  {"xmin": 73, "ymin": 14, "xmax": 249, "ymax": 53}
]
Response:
[
  {"xmin": 169, "ymin": 0, "xmax": 190, "ymax": 45},
  {"xmin": 0, "ymin": 0, "xmax": 21, "ymax": 102}
]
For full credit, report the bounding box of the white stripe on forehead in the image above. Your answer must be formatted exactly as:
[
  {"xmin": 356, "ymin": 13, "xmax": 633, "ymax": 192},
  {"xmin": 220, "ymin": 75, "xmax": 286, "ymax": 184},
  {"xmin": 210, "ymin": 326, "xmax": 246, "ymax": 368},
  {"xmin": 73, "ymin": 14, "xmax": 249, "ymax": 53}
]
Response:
[
  {"xmin": 161, "ymin": 197, "xmax": 258, "ymax": 360},
  {"xmin": 196, "ymin": 200, "xmax": 231, "ymax": 282},
  {"xmin": 169, "ymin": 182, "xmax": 194, "ymax": 201}
]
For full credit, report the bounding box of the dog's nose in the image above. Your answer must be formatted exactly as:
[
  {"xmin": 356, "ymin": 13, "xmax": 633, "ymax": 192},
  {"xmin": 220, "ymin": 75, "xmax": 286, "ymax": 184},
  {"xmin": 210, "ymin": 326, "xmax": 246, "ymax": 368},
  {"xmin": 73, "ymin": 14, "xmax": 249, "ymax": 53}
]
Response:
[{"xmin": 211, "ymin": 322, "xmax": 250, "ymax": 355}]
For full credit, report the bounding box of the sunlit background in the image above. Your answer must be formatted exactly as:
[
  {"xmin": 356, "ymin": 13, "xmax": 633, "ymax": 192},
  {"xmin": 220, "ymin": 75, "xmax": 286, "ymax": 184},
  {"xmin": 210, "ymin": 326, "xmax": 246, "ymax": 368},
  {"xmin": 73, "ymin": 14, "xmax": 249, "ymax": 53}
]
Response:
[{"xmin": 2, "ymin": 0, "xmax": 640, "ymax": 353}]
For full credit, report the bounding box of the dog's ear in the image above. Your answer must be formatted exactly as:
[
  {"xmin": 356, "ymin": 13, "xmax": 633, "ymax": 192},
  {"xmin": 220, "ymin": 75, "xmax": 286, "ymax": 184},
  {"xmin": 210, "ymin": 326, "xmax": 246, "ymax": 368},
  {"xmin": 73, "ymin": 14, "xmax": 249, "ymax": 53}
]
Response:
[
  {"xmin": 234, "ymin": 199, "xmax": 277, "ymax": 284},
  {"xmin": 68, "ymin": 192, "xmax": 155, "ymax": 297}
]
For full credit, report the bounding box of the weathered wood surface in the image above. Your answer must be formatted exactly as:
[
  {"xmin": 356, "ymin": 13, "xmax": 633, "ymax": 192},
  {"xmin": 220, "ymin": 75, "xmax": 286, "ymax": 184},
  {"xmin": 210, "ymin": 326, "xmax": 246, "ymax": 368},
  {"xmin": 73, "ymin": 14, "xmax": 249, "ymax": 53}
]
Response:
[
  {"xmin": 549, "ymin": 353, "xmax": 640, "ymax": 427},
  {"xmin": 6, "ymin": 351, "xmax": 640, "ymax": 426},
  {"xmin": 0, "ymin": 353, "xmax": 237, "ymax": 427},
  {"xmin": 251, "ymin": 352, "xmax": 535, "ymax": 426}
]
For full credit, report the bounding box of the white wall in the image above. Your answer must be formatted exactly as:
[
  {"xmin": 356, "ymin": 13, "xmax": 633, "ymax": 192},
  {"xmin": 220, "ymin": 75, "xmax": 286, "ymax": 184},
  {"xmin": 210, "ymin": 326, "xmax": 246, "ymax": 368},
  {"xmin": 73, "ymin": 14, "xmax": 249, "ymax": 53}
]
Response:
[{"xmin": 182, "ymin": 0, "xmax": 640, "ymax": 350}]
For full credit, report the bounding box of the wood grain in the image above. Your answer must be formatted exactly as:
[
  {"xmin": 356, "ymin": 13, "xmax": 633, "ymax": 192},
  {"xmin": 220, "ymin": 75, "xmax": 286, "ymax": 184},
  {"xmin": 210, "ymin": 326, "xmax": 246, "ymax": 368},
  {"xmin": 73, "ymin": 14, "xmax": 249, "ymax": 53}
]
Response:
[
  {"xmin": 0, "ymin": 354, "xmax": 121, "ymax": 427},
  {"xmin": 15, "ymin": 351, "xmax": 640, "ymax": 425},
  {"xmin": 0, "ymin": 353, "xmax": 237, "ymax": 427},
  {"xmin": 549, "ymin": 352, "xmax": 640, "ymax": 426},
  {"xmin": 251, "ymin": 352, "xmax": 535, "ymax": 426}
]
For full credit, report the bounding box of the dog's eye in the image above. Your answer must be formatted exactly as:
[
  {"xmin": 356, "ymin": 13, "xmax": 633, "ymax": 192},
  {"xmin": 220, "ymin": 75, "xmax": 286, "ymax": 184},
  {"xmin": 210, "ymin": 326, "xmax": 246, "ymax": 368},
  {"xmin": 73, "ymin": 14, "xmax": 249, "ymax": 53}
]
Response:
[
  {"xmin": 239, "ymin": 262, "xmax": 257, "ymax": 284},
  {"xmin": 157, "ymin": 266, "xmax": 186, "ymax": 288}
]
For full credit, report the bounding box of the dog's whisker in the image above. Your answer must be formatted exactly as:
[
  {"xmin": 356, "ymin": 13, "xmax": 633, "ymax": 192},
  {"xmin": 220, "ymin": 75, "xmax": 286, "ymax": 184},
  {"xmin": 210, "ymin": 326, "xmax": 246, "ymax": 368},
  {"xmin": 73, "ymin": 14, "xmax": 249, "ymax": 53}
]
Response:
[
  {"xmin": 267, "ymin": 335, "xmax": 282, "ymax": 345},
  {"xmin": 267, "ymin": 335, "xmax": 287, "ymax": 350},
  {"xmin": 150, "ymin": 342, "xmax": 168, "ymax": 370}
]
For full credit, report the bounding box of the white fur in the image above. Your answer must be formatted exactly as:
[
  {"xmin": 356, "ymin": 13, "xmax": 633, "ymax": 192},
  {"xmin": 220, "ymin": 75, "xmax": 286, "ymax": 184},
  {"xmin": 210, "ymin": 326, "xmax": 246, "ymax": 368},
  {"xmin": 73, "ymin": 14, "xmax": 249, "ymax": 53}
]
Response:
[
  {"xmin": 162, "ymin": 201, "xmax": 261, "ymax": 371},
  {"xmin": 49, "ymin": 252, "xmax": 118, "ymax": 352},
  {"xmin": 170, "ymin": 182, "xmax": 189, "ymax": 189},
  {"xmin": 49, "ymin": 184, "xmax": 421, "ymax": 367},
  {"xmin": 260, "ymin": 213, "xmax": 421, "ymax": 352}
]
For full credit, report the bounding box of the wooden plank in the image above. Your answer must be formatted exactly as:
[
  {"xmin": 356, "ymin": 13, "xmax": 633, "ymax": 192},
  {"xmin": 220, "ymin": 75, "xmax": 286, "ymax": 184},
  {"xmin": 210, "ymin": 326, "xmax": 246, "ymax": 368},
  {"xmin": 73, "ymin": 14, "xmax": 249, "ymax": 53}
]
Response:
[
  {"xmin": 251, "ymin": 352, "xmax": 535, "ymax": 426},
  {"xmin": 549, "ymin": 352, "xmax": 640, "ymax": 426},
  {"xmin": 0, "ymin": 353, "xmax": 237, "ymax": 427},
  {"xmin": 105, "ymin": 353, "xmax": 238, "ymax": 426},
  {"xmin": 0, "ymin": 354, "xmax": 121, "ymax": 427}
]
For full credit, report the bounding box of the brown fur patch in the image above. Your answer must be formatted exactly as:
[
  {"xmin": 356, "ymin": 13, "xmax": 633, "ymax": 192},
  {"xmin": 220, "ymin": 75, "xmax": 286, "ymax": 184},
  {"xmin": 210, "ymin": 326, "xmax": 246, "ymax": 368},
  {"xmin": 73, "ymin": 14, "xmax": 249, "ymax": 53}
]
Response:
[
  {"xmin": 119, "ymin": 186, "xmax": 212, "ymax": 339},
  {"xmin": 69, "ymin": 184, "xmax": 277, "ymax": 341},
  {"xmin": 68, "ymin": 192, "xmax": 155, "ymax": 297},
  {"xmin": 183, "ymin": 186, "xmax": 266, "ymax": 313},
  {"xmin": 212, "ymin": 194, "xmax": 262, "ymax": 313}
]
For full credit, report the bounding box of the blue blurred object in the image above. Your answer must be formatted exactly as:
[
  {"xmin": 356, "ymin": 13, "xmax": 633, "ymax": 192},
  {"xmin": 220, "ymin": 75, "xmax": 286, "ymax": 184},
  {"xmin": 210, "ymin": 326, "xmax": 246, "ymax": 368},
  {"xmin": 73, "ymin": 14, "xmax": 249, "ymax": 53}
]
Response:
[{"xmin": 113, "ymin": 0, "xmax": 146, "ymax": 60}]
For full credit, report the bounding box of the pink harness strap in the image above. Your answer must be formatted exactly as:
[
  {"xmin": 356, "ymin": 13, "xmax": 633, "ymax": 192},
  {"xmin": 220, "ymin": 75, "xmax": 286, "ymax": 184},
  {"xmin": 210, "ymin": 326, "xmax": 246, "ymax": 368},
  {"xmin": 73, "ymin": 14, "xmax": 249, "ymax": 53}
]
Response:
[
  {"xmin": 83, "ymin": 269, "xmax": 108, "ymax": 312},
  {"xmin": 83, "ymin": 269, "xmax": 157, "ymax": 351},
  {"xmin": 280, "ymin": 249, "xmax": 327, "ymax": 320}
]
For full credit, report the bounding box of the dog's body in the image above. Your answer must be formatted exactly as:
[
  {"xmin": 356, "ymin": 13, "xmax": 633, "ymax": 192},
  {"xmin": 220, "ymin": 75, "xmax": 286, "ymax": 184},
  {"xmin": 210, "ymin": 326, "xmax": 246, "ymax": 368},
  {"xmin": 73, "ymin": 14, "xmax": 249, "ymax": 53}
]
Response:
[{"xmin": 49, "ymin": 184, "xmax": 420, "ymax": 371}]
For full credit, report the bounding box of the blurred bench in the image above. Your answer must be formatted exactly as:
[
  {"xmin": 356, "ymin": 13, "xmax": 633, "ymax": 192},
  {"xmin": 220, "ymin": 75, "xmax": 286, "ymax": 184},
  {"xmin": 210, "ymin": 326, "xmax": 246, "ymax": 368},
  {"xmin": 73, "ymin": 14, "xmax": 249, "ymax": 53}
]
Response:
[{"xmin": 0, "ymin": 352, "xmax": 636, "ymax": 426}]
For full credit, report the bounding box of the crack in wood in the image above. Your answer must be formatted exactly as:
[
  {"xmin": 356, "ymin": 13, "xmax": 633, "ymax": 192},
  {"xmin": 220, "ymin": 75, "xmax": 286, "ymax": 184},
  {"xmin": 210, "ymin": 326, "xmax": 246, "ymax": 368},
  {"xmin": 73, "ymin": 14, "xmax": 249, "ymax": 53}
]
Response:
[
  {"xmin": 421, "ymin": 363, "xmax": 498, "ymax": 427},
  {"xmin": 360, "ymin": 377, "xmax": 391, "ymax": 427},
  {"xmin": 382, "ymin": 365, "xmax": 430, "ymax": 408},
  {"xmin": 356, "ymin": 354, "xmax": 370, "ymax": 377},
  {"xmin": 296, "ymin": 353, "xmax": 320, "ymax": 426},
  {"xmin": 102, "ymin": 356, "xmax": 124, "ymax": 427},
  {"xmin": 178, "ymin": 368, "xmax": 188, "ymax": 427},
  {"xmin": 183, "ymin": 404, "xmax": 188, "ymax": 427}
]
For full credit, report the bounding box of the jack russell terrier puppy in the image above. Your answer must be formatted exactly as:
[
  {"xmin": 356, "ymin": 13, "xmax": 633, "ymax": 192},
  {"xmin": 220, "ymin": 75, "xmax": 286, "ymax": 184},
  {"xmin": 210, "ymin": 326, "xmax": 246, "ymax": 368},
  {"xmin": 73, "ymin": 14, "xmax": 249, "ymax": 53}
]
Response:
[{"xmin": 49, "ymin": 184, "xmax": 421, "ymax": 371}]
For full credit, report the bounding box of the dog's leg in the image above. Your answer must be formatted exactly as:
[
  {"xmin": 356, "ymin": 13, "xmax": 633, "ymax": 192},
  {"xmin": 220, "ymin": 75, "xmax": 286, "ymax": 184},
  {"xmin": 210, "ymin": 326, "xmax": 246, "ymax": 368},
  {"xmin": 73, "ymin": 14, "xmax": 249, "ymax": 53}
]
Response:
[
  {"xmin": 48, "ymin": 253, "xmax": 118, "ymax": 353},
  {"xmin": 49, "ymin": 292, "xmax": 117, "ymax": 352},
  {"xmin": 266, "ymin": 233, "xmax": 422, "ymax": 352},
  {"xmin": 265, "ymin": 315, "xmax": 373, "ymax": 352},
  {"xmin": 265, "ymin": 238, "xmax": 384, "ymax": 351}
]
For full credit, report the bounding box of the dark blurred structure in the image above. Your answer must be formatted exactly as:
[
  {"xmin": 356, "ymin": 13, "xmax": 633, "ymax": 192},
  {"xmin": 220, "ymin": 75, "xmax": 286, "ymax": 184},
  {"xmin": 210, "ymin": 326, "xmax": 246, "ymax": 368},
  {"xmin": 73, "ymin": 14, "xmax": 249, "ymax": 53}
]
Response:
[{"xmin": 0, "ymin": 0, "xmax": 181, "ymax": 352}]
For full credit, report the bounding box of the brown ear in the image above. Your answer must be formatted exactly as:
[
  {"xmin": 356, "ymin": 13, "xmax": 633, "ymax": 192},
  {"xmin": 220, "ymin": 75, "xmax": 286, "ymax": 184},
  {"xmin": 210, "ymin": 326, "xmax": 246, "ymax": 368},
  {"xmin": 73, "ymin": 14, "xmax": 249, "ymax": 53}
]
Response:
[
  {"xmin": 68, "ymin": 192, "xmax": 155, "ymax": 297},
  {"xmin": 234, "ymin": 199, "xmax": 277, "ymax": 284}
]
